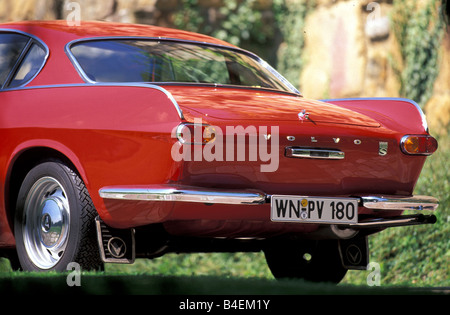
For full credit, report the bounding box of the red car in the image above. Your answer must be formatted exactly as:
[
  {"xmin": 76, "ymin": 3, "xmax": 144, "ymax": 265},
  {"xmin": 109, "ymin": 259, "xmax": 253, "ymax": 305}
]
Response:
[{"xmin": 0, "ymin": 21, "xmax": 439, "ymax": 283}]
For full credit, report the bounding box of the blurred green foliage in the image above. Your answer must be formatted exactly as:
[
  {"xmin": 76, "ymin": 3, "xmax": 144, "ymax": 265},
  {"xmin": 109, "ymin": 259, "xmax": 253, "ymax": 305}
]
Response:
[
  {"xmin": 272, "ymin": 0, "xmax": 314, "ymax": 88},
  {"xmin": 391, "ymin": 0, "xmax": 444, "ymax": 108},
  {"xmin": 173, "ymin": 0, "xmax": 274, "ymax": 47},
  {"xmin": 173, "ymin": 0, "xmax": 314, "ymax": 89}
]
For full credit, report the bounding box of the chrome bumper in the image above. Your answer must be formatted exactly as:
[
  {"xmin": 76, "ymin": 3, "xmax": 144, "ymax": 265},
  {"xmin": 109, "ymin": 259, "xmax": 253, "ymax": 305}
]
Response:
[
  {"xmin": 100, "ymin": 186, "xmax": 440, "ymax": 231},
  {"xmin": 99, "ymin": 185, "xmax": 439, "ymax": 210},
  {"xmin": 360, "ymin": 195, "xmax": 439, "ymax": 211},
  {"xmin": 99, "ymin": 185, "xmax": 266, "ymax": 205},
  {"xmin": 99, "ymin": 186, "xmax": 439, "ymax": 229}
]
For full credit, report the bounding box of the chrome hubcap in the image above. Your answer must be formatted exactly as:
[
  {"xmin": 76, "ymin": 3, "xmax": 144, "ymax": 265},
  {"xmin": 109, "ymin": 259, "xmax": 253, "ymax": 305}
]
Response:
[{"xmin": 23, "ymin": 177, "xmax": 70, "ymax": 269}]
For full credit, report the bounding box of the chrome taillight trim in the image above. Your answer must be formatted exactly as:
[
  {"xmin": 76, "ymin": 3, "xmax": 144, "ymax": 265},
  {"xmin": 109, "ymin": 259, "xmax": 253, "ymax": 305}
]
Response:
[
  {"xmin": 175, "ymin": 122, "xmax": 216, "ymax": 145},
  {"xmin": 400, "ymin": 134, "xmax": 438, "ymax": 156}
]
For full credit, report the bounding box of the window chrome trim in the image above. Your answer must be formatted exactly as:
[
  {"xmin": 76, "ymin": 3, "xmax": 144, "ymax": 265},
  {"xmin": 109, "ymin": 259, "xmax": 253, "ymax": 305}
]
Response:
[
  {"xmin": 0, "ymin": 83, "xmax": 184, "ymax": 120},
  {"xmin": 1, "ymin": 38, "xmax": 33, "ymax": 89},
  {"xmin": 64, "ymin": 36, "xmax": 301, "ymax": 96},
  {"xmin": 0, "ymin": 28, "xmax": 49, "ymax": 89}
]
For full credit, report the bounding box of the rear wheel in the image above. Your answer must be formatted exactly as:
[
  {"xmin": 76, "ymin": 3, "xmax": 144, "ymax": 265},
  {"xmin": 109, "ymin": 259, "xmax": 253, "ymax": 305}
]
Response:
[
  {"xmin": 14, "ymin": 161, "xmax": 103, "ymax": 271},
  {"xmin": 264, "ymin": 240, "xmax": 347, "ymax": 284}
]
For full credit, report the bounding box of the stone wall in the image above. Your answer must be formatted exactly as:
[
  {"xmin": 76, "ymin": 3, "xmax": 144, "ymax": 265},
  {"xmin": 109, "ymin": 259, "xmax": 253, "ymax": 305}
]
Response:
[
  {"xmin": 299, "ymin": 0, "xmax": 448, "ymax": 135},
  {"xmin": 0, "ymin": 0, "xmax": 448, "ymax": 134},
  {"xmin": 0, "ymin": 0, "xmax": 176, "ymax": 26},
  {"xmin": 301, "ymin": 0, "xmax": 401, "ymax": 99}
]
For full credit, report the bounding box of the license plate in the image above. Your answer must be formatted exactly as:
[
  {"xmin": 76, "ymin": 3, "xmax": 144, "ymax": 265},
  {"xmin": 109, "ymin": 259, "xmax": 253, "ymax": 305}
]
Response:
[{"xmin": 271, "ymin": 195, "xmax": 358, "ymax": 224}]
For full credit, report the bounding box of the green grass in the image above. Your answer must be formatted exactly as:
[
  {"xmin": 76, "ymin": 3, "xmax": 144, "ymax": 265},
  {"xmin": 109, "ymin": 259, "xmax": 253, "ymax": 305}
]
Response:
[
  {"xmin": 1, "ymin": 136, "xmax": 448, "ymax": 290},
  {"xmin": 0, "ymin": 271, "xmax": 446, "ymax": 295}
]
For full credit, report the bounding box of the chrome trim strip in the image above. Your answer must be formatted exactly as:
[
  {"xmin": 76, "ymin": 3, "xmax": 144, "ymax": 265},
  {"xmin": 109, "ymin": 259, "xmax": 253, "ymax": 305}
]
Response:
[
  {"xmin": 0, "ymin": 82, "xmax": 184, "ymax": 120},
  {"xmin": 99, "ymin": 185, "xmax": 266, "ymax": 205},
  {"xmin": 285, "ymin": 147, "xmax": 345, "ymax": 160},
  {"xmin": 321, "ymin": 97, "xmax": 428, "ymax": 132},
  {"xmin": 0, "ymin": 28, "xmax": 50, "ymax": 89},
  {"xmin": 361, "ymin": 195, "xmax": 439, "ymax": 211}
]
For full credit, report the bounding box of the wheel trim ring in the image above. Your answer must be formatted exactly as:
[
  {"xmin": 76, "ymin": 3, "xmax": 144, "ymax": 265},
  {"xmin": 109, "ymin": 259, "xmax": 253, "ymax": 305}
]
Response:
[{"xmin": 22, "ymin": 176, "xmax": 71, "ymax": 270}]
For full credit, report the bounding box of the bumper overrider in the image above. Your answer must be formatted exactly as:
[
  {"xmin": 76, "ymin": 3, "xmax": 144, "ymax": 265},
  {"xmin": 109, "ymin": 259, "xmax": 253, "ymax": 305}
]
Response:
[{"xmin": 99, "ymin": 185, "xmax": 439, "ymax": 229}]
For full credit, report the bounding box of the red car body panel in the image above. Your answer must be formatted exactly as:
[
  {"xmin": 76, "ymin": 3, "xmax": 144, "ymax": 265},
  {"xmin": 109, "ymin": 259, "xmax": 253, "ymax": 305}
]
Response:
[
  {"xmin": 0, "ymin": 84, "xmax": 182, "ymax": 244},
  {"xmin": 0, "ymin": 21, "xmax": 438, "ymax": 250}
]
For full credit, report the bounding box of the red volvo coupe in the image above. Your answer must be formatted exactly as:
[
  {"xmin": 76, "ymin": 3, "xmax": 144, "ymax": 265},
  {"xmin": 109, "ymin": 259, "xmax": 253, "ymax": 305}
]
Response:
[{"xmin": 0, "ymin": 21, "xmax": 439, "ymax": 283}]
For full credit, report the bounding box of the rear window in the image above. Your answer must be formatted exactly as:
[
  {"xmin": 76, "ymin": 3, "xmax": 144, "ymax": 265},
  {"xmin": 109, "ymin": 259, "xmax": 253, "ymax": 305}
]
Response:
[{"xmin": 70, "ymin": 39, "xmax": 295, "ymax": 93}]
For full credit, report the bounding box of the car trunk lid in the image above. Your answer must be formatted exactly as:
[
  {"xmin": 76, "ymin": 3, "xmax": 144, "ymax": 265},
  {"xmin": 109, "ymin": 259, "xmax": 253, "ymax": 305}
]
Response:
[{"xmin": 163, "ymin": 86, "xmax": 380, "ymax": 128}]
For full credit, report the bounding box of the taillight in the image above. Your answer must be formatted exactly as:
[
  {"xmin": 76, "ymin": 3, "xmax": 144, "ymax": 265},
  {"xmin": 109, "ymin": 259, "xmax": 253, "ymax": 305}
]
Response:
[
  {"xmin": 400, "ymin": 135, "xmax": 438, "ymax": 155},
  {"xmin": 176, "ymin": 123, "xmax": 216, "ymax": 145}
]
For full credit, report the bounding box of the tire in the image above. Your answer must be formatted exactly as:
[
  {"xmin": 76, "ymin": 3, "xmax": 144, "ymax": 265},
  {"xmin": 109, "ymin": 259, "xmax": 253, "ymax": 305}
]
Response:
[
  {"xmin": 14, "ymin": 161, "xmax": 103, "ymax": 271},
  {"xmin": 264, "ymin": 240, "xmax": 347, "ymax": 284}
]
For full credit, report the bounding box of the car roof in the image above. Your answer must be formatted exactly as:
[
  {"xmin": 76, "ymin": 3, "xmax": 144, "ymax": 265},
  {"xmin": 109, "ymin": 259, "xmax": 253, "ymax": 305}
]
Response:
[
  {"xmin": 0, "ymin": 20, "xmax": 246, "ymax": 87},
  {"xmin": 0, "ymin": 20, "xmax": 234, "ymax": 47}
]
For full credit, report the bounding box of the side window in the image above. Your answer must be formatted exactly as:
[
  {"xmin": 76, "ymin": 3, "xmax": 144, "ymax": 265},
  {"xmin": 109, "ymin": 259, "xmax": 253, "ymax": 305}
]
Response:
[
  {"xmin": 0, "ymin": 33, "xmax": 29, "ymax": 87},
  {"xmin": 8, "ymin": 43, "xmax": 46, "ymax": 88}
]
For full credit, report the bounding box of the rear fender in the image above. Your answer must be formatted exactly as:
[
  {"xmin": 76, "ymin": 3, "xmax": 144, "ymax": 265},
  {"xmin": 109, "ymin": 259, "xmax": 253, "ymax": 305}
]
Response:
[{"xmin": 1, "ymin": 83, "xmax": 184, "ymax": 227}]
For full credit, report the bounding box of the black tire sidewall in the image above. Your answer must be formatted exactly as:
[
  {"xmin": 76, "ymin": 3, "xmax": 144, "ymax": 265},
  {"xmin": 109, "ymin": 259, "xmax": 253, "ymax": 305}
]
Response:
[
  {"xmin": 14, "ymin": 161, "xmax": 87, "ymax": 272},
  {"xmin": 264, "ymin": 240, "xmax": 348, "ymax": 284}
]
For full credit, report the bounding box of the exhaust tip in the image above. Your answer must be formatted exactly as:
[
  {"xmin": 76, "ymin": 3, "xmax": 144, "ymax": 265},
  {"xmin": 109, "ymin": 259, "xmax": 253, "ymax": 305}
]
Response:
[{"xmin": 424, "ymin": 214, "xmax": 437, "ymax": 224}]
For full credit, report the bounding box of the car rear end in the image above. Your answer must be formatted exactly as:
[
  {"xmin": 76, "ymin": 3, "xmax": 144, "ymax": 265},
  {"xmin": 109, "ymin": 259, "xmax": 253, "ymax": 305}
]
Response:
[
  {"xmin": 158, "ymin": 87, "xmax": 438, "ymax": 230},
  {"xmin": 65, "ymin": 29, "xmax": 439, "ymax": 282}
]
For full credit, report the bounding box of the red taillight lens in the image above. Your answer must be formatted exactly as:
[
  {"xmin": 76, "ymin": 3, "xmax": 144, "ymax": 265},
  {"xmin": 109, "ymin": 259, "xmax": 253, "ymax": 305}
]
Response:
[
  {"xmin": 176, "ymin": 123, "xmax": 216, "ymax": 145},
  {"xmin": 401, "ymin": 135, "xmax": 438, "ymax": 155}
]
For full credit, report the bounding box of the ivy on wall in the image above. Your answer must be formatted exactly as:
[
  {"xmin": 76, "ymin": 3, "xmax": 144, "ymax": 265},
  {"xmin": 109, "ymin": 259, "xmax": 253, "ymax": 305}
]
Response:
[
  {"xmin": 273, "ymin": 0, "xmax": 314, "ymax": 89},
  {"xmin": 391, "ymin": 0, "xmax": 444, "ymax": 108},
  {"xmin": 173, "ymin": 0, "xmax": 273, "ymax": 47}
]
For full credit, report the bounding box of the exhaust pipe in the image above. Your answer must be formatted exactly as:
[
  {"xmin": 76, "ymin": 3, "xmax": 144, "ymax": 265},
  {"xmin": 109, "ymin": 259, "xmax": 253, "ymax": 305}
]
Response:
[
  {"xmin": 345, "ymin": 214, "xmax": 436, "ymax": 229},
  {"xmin": 328, "ymin": 214, "xmax": 436, "ymax": 239}
]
